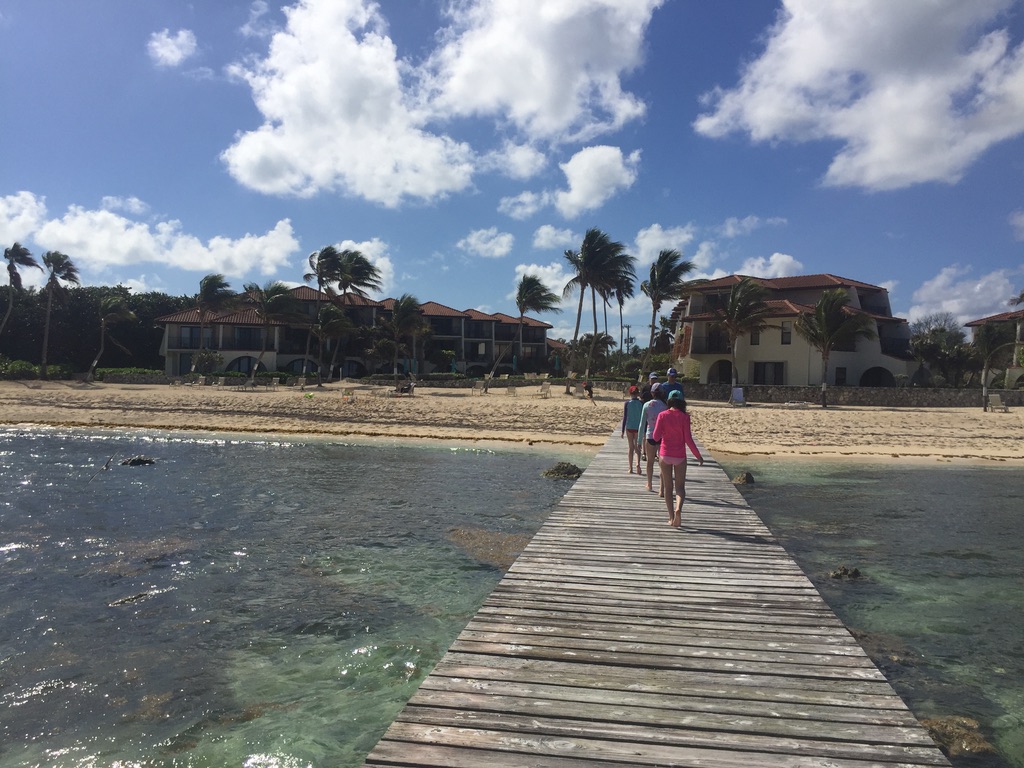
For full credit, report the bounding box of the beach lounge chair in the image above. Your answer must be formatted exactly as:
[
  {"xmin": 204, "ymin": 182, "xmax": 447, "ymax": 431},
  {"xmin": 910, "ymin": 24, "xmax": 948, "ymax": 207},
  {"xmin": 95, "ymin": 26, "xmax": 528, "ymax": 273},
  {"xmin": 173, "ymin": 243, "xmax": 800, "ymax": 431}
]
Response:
[
  {"xmin": 499, "ymin": 373, "xmax": 509, "ymax": 381},
  {"xmin": 471, "ymin": 380, "xmax": 485, "ymax": 396},
  {"xmin": 535, "ymin": 380, "xmax": 551, "ymax": 398},
  {"xmin": 988, "ymin": 393, "xmax": 1010, "ymax": 412},
  {"xmin": 506, "ymin": 384, "xmax": 517, "ymax": 396},
  {"xmin": 729, "ymin": 387, "xmax": 746, "ymax": 406}
]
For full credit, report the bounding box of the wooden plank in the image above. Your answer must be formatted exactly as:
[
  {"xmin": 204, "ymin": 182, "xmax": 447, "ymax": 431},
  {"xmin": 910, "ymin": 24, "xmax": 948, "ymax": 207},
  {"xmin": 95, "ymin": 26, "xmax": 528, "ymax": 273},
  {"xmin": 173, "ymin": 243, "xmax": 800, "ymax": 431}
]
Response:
[{"xmin": 361, "ymin": 435, "xmax": 951, "ymax": 767}]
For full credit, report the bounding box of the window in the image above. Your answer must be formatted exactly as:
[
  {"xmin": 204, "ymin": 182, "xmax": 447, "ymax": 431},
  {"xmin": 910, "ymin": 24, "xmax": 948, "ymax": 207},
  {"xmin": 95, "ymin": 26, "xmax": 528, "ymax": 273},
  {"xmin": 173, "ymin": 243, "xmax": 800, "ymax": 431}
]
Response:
[
  {"xmin": 781, "ymin": 321, "xmax": 792, "ymax": 345},
  {"xmin": 750, "ymin": 330, "xmax": 760, "ymax": 346},
  {"xmin": 835, "ymin": 367, "xmax": 847, "ymax": 386}
]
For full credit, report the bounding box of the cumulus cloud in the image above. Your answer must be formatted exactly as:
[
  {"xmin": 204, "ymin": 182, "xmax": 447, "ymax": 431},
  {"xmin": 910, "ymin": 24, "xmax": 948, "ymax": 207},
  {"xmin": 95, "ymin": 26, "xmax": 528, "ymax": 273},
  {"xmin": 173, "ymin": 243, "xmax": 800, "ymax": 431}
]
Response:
[
  {"xmin": 241, "ymin": 0, "xmax": 275, "ymax": 38},
  {"xmin": 0, "ymin": 191, "xmax": 48, "ymax": 244},
  {"xmin": 223, "ymin": 0, "xmax": 660, "ymax": 207},
  {"xmin": 633, "ymin": 223, "xmax": 696, "ymax": 266},
  {"xmin": 426, "ymin": 1, "xmax": 660, "ymax": 142},
  {"xmin": 457, "ymin": 227, "xmax": 515, "ymax": 259},
  {"xmin": 909, "ymin": 264, "xmax": 1020, "ymax": 324},
  {"xmin": 739, "ymin": 252, "xmax": 804, "ymax": 278},
  {"xmin": 32, "ymin": 205, "xmax": 298, "ymax": 279},
  {"xmin": 554, "ymin": 145, "xmax": 640, "ymax": 218},
  {"xmin": 694, "ymin": 0, "xmax": 1024, "ymax": 190},
  {"xmin": 533, "ymin": 225, "xmax": 576, "ymax": 250},
  {"xmin": 222, "ymin": 1, "xmax": 475, "ymax": 206},
  {"xmin": 148, "ymin": 29, "xmax": 198, "ymax": 67},
  {"xmin": 498, "ymin": 191, "xmax": 547, "ymax": 220}
]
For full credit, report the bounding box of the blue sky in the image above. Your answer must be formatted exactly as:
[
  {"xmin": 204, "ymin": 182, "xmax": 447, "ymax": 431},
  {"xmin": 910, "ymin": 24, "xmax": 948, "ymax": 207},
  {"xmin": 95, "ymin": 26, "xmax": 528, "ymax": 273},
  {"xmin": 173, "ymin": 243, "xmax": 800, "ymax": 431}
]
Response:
[{"xmin": 3, "ymin": 0, "xmax": 1024, "ymax": 341}]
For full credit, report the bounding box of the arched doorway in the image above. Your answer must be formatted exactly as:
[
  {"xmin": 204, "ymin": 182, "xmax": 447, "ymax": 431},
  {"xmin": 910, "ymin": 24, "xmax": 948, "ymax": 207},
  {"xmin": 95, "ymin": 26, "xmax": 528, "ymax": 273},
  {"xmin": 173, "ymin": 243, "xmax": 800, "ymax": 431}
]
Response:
[
  {"xmin": 708, "ymin": 359, "xmax": 732, "ymax": 385},
  {"xmin": 226, "ymin": 356, "xmax": 263, "ymax": 375},
  {"xmin": 859, "ymin": 367, "xmax": 896, "ymax": 387}
]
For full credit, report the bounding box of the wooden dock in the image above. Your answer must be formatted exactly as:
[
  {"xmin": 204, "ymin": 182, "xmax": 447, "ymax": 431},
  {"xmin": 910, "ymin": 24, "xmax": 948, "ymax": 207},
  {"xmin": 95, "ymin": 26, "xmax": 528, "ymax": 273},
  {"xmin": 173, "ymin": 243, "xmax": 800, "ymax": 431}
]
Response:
[{"xmin": 363, "ymin": 435, "xmax": 951, "ymax": 767}]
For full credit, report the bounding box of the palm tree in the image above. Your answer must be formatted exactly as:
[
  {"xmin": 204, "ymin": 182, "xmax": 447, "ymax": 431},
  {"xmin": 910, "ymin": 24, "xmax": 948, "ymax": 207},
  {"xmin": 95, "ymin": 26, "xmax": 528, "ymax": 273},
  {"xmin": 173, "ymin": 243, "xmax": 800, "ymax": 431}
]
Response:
[
  {"xmin": 302, "ymin": 246, "xmax": 341, "ymax": 383},
  {"xmin": 971, "ymin": 322, "xmax": 1015, "ymax": 408},
  {"xmin": 795, "ymin": 288, "xmax": 877, "ymax": 407},
  {"xmin": 639, "ymin": 249, "xmax": 695, "ymax": 378},
  {"xmin": 611, "ymin": 275, "xmax": 635, "ymax": 367},
  {"xmin": 1010, "ymin": 289, "xmax": 1024, "ymax": 306},
  {"xmin": 483, "ymin": 275, "xmax": 562, "ymax": 392},
  {"xmin": 711, "ymin": 277, "xmax": 772, "ymax": 389},
  {"xmin": 192, "ymin": 273, "xmax": 236, "ymax": 372},
  {"xmin": 39, "ymin": 251, "xmax": 80, "ymax": 379},
  {"xmin": 243, "ymin": 281, "xmax": 302, "ymax": 385},
  {"xmin": 319, "ymin": 304, "xmax": 354, "ymax": 382},
  {"xmin": 1, "ymin": 242, "xmax": 42, "ymax": 341},
  {"xmin": 333, "ymin": 249, "xmax": 381, "ymax": 382},
  {"xmin": 87, "ymin": 295, "xmax": 137, "ymax": 381},
  {"xmin": 562, "ymin": 229, "xmax": 633, "ymax": 384},
  {"xmin": 378, "ymin": 294, "xmax": 423, "ymax": 389}
]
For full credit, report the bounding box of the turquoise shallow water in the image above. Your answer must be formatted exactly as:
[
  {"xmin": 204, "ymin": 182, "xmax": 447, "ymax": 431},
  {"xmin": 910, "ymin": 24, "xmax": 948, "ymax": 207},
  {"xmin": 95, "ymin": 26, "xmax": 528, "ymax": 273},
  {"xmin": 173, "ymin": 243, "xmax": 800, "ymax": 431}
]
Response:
[
  {"xmin": 0, "ymin": 427, "xmax": 588, "ymax": 768},
  {"xmin": 718, "ymin": 456, "xmax": 1024, "ymax": 768}
]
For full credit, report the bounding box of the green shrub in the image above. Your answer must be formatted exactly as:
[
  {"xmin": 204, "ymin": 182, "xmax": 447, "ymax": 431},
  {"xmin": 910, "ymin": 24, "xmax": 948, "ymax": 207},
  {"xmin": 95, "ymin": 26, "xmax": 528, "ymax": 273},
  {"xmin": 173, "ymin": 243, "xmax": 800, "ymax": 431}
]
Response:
[{"xmin": 3, "ymin": 360, "xmax": 38, "ymax": 379}]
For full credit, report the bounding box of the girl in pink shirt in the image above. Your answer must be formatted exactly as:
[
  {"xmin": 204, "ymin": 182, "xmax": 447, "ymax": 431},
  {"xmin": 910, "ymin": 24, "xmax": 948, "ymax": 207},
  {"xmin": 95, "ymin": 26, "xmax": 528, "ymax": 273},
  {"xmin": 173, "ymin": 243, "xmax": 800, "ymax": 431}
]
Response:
[{"xmin": 651, "ymin": 390, "xmax": 703, "ymax": 527}]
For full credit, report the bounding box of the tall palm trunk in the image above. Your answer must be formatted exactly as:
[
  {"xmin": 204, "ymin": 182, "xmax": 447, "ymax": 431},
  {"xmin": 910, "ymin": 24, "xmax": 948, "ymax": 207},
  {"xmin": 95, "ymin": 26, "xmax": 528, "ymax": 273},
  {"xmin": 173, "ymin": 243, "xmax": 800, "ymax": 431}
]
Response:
[
  {"xmin": 585, "ymin": 286, "xmax": 600, "ymax": 377},
  {"xmin": 641, "ymin": 303, "xmax": 658, "ymax": 378},
  {"xmin": 565, "ymin": 292, "xmax": 586, "ymax": 393},
  {"xmin": 0, "ymin": 286, "xmax": 15, "ymax": 340},
  {"xmin": 40, "ymin": 288, "xmax": 55, "ymax": 379},
  {"xmin": 87, "ymin": 320, "xmax": 108, "ymax": 382}
]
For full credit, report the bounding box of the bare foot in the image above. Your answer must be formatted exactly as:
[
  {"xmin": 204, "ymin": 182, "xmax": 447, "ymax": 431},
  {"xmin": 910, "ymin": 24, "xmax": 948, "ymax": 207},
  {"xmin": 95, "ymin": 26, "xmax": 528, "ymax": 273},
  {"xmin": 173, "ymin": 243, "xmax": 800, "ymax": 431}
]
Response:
[
  {"xmin": 645, "ymin": 484, "xmax": 653, "ymax": 492},
  {"xmin": 671, "ymin": 516, "xmax": 681, "ymax": 528}
]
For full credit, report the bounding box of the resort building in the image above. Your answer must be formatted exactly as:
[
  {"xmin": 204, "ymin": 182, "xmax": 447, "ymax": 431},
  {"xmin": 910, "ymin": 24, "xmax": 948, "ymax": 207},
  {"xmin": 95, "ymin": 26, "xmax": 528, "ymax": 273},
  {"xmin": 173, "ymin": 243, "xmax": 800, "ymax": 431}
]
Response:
[
  {"xmin": 156, "ymin": 288, "xmax": 552, "ymax": 379},
  {"xmin": 674, "ymin": 274, "xmax": 917, "ymax": 387},
  {"xmin": 965, "ymin": 307, "xmax": 1024, "ymax": 389}
]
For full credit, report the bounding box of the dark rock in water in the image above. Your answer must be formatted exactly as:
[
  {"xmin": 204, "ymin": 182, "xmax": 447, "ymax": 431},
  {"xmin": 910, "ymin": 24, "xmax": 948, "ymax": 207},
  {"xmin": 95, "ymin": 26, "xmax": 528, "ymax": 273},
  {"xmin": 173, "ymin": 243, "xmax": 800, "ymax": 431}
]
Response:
[
  {"xmin": 732, "ymin": 471, "xmax": 755, "ymax": 484},
  {"xmin": 921, "ymin": 716, "xmax": 997, "ymax": 756},
  {"xmin": 448, "ymin": 527, "xmax": 531, "ymax": 571},
  {"xmin": 121, "ymin": 455, "xmax": 156, "ymax": 466},
  {"xmin": 543, "ymin": 462, "xmax": 582, "ymax": 480},
  {"xmin": 829, "ymin": 564, "xmax": 862, "ymax": 579},
  {"xmin": 109, "ymin": 591, "xmax": 156, "ymax": 607}
]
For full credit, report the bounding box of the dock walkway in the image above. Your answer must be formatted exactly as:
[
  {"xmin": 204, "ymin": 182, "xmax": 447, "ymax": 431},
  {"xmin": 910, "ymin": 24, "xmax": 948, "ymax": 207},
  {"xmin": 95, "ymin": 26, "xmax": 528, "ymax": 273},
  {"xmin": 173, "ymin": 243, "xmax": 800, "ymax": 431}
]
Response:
[{"xmin": 363, "ymin": 435, "xmax": 950, "ymax": 767}]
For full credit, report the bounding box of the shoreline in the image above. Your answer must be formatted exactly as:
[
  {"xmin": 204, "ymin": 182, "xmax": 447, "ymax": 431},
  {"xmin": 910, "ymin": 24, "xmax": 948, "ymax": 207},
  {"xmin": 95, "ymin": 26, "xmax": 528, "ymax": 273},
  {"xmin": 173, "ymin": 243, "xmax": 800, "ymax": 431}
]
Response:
[{"xmin": 1, "ymin": 380, "xmax": 1021, "ymax": 466}]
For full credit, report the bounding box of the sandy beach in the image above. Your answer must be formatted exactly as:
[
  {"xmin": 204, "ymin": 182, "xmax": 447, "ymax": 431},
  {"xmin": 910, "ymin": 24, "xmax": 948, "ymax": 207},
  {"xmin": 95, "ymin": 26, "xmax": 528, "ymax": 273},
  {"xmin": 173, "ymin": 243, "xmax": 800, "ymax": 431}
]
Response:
[{"xmin": 1, "ymin": 379, "xmax": 1021, "ymax": 464}]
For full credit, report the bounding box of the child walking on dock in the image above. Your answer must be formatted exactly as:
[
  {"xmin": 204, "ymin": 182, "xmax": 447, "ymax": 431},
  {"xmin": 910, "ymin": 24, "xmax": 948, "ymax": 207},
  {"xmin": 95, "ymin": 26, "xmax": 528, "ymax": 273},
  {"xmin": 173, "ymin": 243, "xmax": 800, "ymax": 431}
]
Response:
[{"xmin": 651, "ymin": 390, "xmax": 703, "ymax": 527}]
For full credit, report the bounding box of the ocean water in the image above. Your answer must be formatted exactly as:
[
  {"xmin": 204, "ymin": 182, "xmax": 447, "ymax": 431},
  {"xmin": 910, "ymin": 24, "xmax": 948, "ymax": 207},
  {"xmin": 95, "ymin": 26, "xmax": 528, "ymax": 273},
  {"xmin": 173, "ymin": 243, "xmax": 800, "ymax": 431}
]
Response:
[
  {"xmin": 718, "ymin": 456, "xmax": 1024, "ymax": 768},
  {"xmin": 0, "ymin": 427, "xmax": 588, "ymax": 768}
]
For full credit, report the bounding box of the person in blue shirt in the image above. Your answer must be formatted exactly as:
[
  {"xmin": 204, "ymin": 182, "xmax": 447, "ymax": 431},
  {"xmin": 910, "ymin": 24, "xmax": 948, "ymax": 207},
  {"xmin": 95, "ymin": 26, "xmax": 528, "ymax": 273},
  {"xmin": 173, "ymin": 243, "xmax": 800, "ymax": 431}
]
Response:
[
  {"xmin": 660, "ymin": 366, "xmax": 684, "ymax": 400},
  {"xmin": 620, "ymin": 385, "xmax": 643, "ymax": 473}
]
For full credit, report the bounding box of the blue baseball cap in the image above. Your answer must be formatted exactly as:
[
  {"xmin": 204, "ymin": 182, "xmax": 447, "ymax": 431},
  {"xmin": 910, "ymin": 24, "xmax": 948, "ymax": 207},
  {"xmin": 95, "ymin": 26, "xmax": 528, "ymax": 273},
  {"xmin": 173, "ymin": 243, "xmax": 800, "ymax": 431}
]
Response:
[
  {"xmin": 648, "ymin": 372, "xmax": 658, "ymax": 379},
  {"xmin": 667, "ymin": 367, "xmax": 678, "ymax": 376}
]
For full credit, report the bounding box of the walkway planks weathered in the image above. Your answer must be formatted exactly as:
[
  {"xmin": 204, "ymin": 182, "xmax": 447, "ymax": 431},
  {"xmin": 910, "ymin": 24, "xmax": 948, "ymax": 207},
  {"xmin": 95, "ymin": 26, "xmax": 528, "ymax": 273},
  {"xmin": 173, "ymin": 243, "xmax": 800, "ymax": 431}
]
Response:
[{"xmin": 363, "ymin": 434, "xmax": 951, "ymax": 767}]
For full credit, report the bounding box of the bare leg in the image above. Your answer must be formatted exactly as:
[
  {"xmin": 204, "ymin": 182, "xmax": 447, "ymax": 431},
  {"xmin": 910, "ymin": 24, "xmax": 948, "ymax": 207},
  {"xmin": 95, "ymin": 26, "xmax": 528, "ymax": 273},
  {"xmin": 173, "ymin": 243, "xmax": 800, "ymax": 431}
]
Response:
[
  {"xmin": 645, "ymin": 448, "xmax": 656, "ymax": 492},
  {"xmin": 671, "ymin": 463, "xmax": 688, "ymax": 527},
  {"xmin": 660, "ymin": 460, "xmax": 675, "ymax": 522}
]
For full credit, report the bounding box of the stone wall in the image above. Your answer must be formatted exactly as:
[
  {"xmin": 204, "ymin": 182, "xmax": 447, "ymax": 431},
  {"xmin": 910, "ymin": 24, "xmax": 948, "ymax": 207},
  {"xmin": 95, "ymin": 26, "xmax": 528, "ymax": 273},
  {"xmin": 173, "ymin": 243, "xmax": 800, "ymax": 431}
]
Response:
[{"xmin": 681, "ymin": 382, "xmax": 1024, "ymax": 408}]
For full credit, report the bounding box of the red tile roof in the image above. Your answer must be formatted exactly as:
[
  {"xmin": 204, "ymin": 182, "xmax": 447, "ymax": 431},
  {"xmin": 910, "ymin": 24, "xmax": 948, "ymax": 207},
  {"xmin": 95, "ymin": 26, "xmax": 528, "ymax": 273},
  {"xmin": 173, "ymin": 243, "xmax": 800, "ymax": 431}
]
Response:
[
  {"xmin": 965, "ymin": 309, "xmax": 1024, "ymax": 326},
  {"xmin": 419, "ymin": 301, "xmax": 468, "ymax": 318},
  {"xmin": 694, "ymin": 273, "xmax": 886, "ymax": 293}
]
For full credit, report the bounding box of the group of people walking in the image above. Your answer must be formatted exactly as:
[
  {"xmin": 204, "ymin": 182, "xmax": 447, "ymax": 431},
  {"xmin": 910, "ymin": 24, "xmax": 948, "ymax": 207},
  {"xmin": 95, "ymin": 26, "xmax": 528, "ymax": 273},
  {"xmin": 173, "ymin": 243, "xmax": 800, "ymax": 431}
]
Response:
[{"xmin": 621, "ymin": 368, "xmax": 703, "ymax": 528}]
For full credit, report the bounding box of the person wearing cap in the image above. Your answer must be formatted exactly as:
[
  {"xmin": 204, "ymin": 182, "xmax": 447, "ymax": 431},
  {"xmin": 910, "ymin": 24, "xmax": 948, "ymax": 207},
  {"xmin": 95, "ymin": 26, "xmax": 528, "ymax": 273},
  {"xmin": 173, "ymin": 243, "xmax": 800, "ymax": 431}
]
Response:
[
  {"xmin": 620, "ymin": 385, "xmax": 643, "ymax": 473},
  {"xmin": 635, "ymin": 383, "xmax": 668, "ymax": 494},
  {"xmin": 661, "ymin": 367, "xmax": 684, "ymax": 400},
  {"xmin": 652, "ymin": 389, "xmax": 703, "ymax": 527},
  {"xmin": 640, "ymin": 371, "xmax": 658, "ymax": 403}
]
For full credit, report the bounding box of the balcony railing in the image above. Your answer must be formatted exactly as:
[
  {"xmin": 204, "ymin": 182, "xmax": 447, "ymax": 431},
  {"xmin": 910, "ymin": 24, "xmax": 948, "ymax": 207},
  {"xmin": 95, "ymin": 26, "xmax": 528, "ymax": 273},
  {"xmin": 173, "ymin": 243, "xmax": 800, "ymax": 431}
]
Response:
[{"xmin": 688, "ymin": 337, "xmax": 731, "ymax": 354}]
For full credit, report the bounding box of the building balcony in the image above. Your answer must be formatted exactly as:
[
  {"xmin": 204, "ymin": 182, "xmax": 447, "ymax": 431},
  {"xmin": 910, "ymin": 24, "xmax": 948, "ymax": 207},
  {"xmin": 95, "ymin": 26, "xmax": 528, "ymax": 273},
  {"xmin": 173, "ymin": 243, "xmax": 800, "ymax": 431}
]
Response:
[{"xmin": 688, "ymin": 337, "xmax": 731, "ymax": 355}]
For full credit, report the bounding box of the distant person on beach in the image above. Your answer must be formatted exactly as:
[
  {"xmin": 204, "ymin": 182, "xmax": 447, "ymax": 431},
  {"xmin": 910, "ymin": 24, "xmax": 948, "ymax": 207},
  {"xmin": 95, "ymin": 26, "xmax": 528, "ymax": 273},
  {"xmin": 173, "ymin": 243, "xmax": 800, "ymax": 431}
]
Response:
[
  {"xmin": 636, "ymin": 383, "xmax": 668, "ymax": 494},
  {"xmin": 652, "ymin": 390, "xmax": 703, "ymax": 528},
  {"xmin": 582, "ymin": 379, "xmax": 595, "ymax": 405},
  {"xmin": 621, "ymin": 385, "xmax": 643, "ymax": 473},
  {"xmin": 661, "ymin": 367, "xmax": 684, "ymax": 399}
]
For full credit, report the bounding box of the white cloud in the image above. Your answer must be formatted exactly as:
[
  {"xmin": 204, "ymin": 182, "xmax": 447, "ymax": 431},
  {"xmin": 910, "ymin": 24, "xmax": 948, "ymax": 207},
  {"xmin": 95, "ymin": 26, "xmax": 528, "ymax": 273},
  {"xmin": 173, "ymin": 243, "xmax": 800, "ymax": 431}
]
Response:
[
  {"xmin": 222, "ymin": 1, "xmax": 475, "ymax": 206},
  {"xmin": 498, "ymin": 191, "xmax": 547, "ymax": 220},
  {"xmin": 457, "ymin": 227, "xmax": 514, "ymax": 259},
  {"xmin": 335, "ymin": 236, "xmax": 394, "ymax": 297},
  {"xmin": 0, "ymin": 191, "xmax": 47, "ymax": 244},
  {"xmin": 426, "ymin": 0, "xmax": 661, "ymax": 142},
  {"xmin": 909, "ymin": 264, "xmax": 1020, "ymax": 325},
  {"xmin": 1010, "ymin": 209, "xmax": 1024, "ymax": 240},
  {"xmin": 241, "ymin": 1, "xmax": 275, "ymax": 38},
  {"xmin": 739, "ymin": 252, "xmax": 804, "ymax": 278},
  {"xmin": 719, "ymin": 215, "xmax": 786, "ymax": 238},
  {"xmin": 532, "ymin": 225, "xmax": 576, "ymax": 250},
  {"xmin": 633, "ymin": 223, "xmax": 696, "ymax": 266},
  {"xmin": 33, "ymin": 205, "xmax": 298, "ymax": 279},
  {"xmin": 694, "ymin": 0, "xmax": 1024, "ymax": 191},
  {"xmin": 481, "ymin": 141, "xmax": 547, "ymax": 180},
  {"xmin": 554, "ymin": 145, "xmax": 640, "ymax": 218},
  {"xmin": 147, "ymin": 29, "xmax": 198, "ymax": 67},
  {"xmin": 101, "ymin": 196, "xmax": 149, "ymax": 215}
]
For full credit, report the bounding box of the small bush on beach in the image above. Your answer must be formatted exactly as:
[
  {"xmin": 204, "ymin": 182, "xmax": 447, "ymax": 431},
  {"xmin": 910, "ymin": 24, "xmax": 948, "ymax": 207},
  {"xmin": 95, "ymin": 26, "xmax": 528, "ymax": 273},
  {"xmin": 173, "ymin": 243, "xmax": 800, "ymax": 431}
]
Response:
[{"xmin": 1, "ymin": 359, "xmax": 38, "ymax": 379}]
